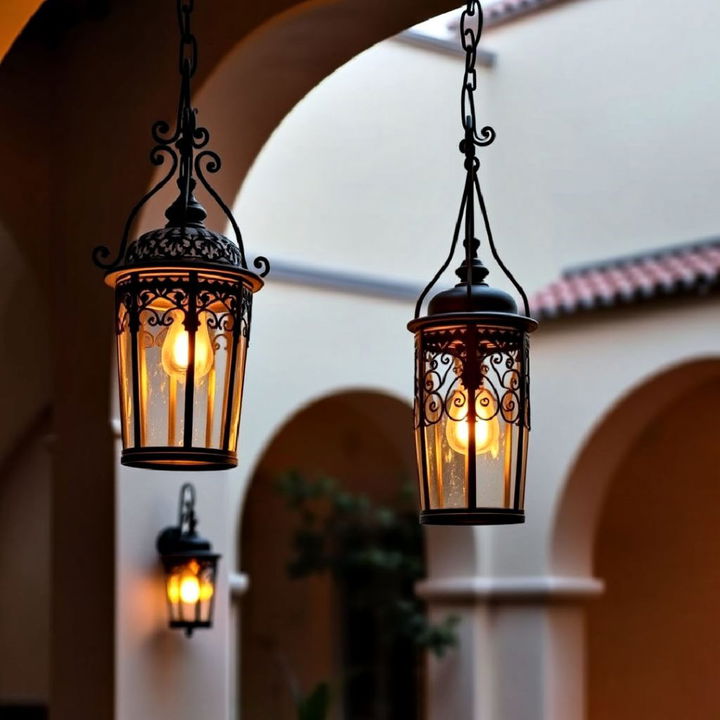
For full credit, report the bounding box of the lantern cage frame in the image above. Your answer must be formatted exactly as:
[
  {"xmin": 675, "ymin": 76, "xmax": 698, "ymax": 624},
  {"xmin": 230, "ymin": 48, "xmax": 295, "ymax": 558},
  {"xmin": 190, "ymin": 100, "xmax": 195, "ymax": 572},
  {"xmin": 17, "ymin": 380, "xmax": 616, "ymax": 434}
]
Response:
[
  {"xmin": 157, "ymin": 483, "xmax": 221, "ymax": 636},
  {"xmin": 93, "ymin": 0, "xmax": 269, "ymax": 470},
  {"xmin": 408, "ymin": 0, "xmax": 538, "ymax": 526}
]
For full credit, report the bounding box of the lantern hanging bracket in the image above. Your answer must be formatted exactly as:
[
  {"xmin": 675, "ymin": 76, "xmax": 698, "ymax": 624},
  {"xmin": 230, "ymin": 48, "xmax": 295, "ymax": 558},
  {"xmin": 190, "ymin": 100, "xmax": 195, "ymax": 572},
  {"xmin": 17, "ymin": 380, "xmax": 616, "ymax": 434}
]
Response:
[
  {"xmin": 91, "ymin": 0, "xmax": 270, "ymax": 278},
  {"xmin": 414, "ymin": 0, "xmax": 529, "ymax": 319}
]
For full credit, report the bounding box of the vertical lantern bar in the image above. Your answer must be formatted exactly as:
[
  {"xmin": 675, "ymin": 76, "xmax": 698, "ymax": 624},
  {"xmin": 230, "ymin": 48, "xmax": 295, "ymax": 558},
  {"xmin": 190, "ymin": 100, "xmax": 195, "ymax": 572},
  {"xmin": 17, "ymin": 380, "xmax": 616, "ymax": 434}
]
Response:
[
  {"xmin": 129, "ymin": 297, "xmax": 142, "ymax": 449},
  {"xmin": 169, "ymin": 377, "xmax": 177, "ymax": 446},
  {"xmin": 183, "ymin": 274, "xmax": 198, "ymax": 449},
  {"xmin": 221, "ymin": 289, "xmax": 241, "ymax": 451},
  {"xmin": 205, "ymin": 364, "xmax": 215, "ymax": 447},
  {"xmin": 466, "ymin": 324, "xmax": 478, "ymax": 510},
  {"xmin": 416, "ymin": 331, "xmax": 431, "ymax": 511},
  {"xmin": 513, "ymin": 336, "xmax": 529, "ymax": 510}
]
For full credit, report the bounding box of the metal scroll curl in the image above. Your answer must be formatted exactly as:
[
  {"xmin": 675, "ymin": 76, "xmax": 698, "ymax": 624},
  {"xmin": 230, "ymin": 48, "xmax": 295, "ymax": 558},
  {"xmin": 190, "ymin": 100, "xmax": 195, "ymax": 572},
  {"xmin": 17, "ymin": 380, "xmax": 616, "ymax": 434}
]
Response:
[
  {"xmin": 416, "ymin": 326, "xmax": 528, "ymax": 430},
  {"xmin": 93, "ymin": 145, "xmax": 179, "ymax": 271}
]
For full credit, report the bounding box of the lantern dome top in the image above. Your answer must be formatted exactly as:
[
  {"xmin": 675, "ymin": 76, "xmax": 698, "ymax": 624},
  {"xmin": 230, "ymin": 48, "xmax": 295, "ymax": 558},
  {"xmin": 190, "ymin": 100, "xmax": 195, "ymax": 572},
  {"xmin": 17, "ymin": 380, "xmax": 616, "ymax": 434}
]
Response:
[
  {"xmin": 124, "ymin": 224, "xmax": 241, "ymax": 272},
  {"xmin": 427, "ymin": 279, "xmax": 518, "ymax": 316},
  {"xmin": 156, "ymin": 526, "xmax": 218, "ymax": 559}
]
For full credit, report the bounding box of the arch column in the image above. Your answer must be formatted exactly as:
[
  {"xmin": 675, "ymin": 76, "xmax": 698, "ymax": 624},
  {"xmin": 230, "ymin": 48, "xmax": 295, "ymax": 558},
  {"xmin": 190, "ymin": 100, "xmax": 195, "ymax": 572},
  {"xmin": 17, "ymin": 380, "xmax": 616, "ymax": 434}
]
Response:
[{"xmin": 417, "ymin": 574, "xmax": 603, "ymax": 720}]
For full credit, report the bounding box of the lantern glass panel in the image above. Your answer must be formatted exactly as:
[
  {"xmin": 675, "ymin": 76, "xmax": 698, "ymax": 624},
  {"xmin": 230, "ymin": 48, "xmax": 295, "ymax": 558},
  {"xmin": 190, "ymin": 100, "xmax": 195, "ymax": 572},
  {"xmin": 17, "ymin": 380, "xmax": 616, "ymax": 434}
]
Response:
[
  {"xmin": 115, "ymin": 269, "xmax": 252, "ymax": 468},
  {"xmin": 164, "ymin": 556, "xmax": 218, "ymax": 628},
  {"xmin": 415, "ymin": 323, "xmax": 529, "ymax": 515}
]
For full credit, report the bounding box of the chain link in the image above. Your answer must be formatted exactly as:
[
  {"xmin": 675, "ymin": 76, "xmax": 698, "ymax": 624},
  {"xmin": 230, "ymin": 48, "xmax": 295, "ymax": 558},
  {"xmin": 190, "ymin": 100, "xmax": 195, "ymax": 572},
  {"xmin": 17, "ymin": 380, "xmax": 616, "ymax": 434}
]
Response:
[{"xmin": 178, "ymin": 0, "xmax": 198, "ymax": 80}]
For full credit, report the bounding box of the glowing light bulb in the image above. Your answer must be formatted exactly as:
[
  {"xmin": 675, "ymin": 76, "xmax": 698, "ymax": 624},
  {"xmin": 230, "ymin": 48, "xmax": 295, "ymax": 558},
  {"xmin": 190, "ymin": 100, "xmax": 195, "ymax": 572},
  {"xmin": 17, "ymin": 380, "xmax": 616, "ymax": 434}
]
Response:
[
  {"xmin": 179, "ymin": 575, "xmax": 200, "ymax": 604},
  {"xmin": 445, "ymin": 387, "xmax": 500, "ymax": 458},
  {"xmin": 161, "ymin": 311, "xmax": 214, "ymax": 381}
]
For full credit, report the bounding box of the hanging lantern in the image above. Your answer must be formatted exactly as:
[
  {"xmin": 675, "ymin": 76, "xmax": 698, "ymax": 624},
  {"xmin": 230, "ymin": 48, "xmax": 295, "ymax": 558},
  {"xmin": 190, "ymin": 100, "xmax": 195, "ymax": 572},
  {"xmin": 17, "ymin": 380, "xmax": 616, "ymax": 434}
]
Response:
[
  {"xmin": 157, "ymin": 483, "xmax": 220, "ymax": 636},
  {"xmin": 93, "ymin": 0, "xmax": 269, "ymax": 470},
  {"xmin": 409, "ymin": 0, "xmax": 537, "ymax": 525}
]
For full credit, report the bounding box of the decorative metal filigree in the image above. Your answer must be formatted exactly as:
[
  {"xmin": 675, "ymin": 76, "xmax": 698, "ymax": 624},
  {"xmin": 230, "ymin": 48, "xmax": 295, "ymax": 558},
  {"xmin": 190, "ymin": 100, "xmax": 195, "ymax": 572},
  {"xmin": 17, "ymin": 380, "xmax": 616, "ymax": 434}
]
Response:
[
  {"xmin": 115, "ymin": 274, "xmax": 252, "ymax": 341},
  {"xmin": 415, "ymin": 325, "xmax": 527, "ymax": 430},
  {"xmin": 92, "ymin": 0, "xmax": 269, "ymax": 279}
]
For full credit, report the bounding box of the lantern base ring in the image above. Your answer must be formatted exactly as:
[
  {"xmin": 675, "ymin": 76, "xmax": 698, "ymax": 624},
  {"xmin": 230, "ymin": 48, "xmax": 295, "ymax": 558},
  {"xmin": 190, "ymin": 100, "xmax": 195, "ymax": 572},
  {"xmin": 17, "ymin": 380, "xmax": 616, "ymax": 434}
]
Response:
[
  {"xmin": 122, "ymin": 447, "xmax": 236, "ymax": 471},
  {"xmin": 420, "ymin": 508, "xmax": 525, "ymax": 526}
]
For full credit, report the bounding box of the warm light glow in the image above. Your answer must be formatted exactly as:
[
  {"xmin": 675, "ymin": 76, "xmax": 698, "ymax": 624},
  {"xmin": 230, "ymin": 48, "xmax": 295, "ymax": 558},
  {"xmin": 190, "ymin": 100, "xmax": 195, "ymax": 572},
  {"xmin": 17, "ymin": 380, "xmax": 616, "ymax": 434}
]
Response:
[
  {"xmin": 180, "ymin": 575, "xmax": 200, "ymax": 604},
  {"xmin": 166, "ymin": 561, "xmax": 215, "ymax": 607},
  {"xmin": 161, "ymin": 311, "xmax": 214, "ymax": 381},
  {"xmin": 446, "ymin": 386, "xmax": 500, "ymax": 457}
]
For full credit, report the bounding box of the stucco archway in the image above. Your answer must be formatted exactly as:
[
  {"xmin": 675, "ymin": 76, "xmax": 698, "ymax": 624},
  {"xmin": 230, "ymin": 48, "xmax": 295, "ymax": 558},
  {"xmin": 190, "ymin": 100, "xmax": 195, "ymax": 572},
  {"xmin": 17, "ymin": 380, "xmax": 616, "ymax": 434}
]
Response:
[
  {"xmin": 584, "ymin": 366, "xmax": 720, "ymax": 719},
  {"xmin": 551, "ymin": 357, "xmax": 720, "ymax": 579},
  {"xmin": 239, "ymin": 390, "xmax": 424, "ymax": 719}
]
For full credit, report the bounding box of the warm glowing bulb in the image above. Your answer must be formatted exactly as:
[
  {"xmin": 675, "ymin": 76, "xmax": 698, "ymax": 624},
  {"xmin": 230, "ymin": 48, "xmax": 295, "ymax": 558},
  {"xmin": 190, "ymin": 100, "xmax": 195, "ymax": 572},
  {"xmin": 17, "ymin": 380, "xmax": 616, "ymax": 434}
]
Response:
[
  {"xmin": 161, "ymin": 311, "xmax": 214, "ymax": 381},
  {"xmin": 445, "ymin": 387, "xmax": 500, "ymax": 458},
  {"xmin": 179, "ymin": 575, "xmax": 200, "ymax": 604}
]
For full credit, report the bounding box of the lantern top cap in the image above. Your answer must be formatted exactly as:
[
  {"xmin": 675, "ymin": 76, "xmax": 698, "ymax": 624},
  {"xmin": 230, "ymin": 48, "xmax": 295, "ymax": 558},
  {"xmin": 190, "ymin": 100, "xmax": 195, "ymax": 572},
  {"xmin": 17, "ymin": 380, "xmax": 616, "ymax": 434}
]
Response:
[
  {"xmin": 106, "ymin": 223, "xmax": 244, "ymax": 276},
  {"xmin": 156, "ymin": 482, "xmax": 221, "ymax": 560},
  {"xmin": 156, "ymin": 526, "xmax": 219, "ymax": 559},
  {"xmin": 103, "ymin": 218, "xmax": 265, "ymax": 292},
  {"xmin": 427, "ymin": 277, "xmax": 518, "ymax": 316}
]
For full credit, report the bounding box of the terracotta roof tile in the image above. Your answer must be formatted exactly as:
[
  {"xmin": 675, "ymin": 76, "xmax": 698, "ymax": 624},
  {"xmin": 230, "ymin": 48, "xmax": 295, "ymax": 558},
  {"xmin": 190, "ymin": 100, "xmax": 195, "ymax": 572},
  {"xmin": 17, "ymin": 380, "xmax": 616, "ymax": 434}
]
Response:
[{"xmin": 529, "ymin": 239, "xmax": 720, "ymax": 320}]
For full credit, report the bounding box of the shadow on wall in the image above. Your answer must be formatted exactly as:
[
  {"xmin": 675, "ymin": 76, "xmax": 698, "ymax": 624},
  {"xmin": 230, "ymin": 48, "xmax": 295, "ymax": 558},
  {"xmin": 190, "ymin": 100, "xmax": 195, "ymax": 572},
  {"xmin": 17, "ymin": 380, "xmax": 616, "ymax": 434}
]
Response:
[{"xmin": 239, "ymin": 391, "xmax": 426, "ymax": 720}]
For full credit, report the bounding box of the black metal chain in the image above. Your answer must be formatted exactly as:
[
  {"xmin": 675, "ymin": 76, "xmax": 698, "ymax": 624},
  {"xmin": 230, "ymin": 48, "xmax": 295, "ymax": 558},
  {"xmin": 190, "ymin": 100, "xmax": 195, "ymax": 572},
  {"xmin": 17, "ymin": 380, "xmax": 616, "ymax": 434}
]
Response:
[
  {"xmin": 175, "ymin": 0, "xmax": 198, "ymax": 213},
  {"xmin": 414, "ymin": 0, "xmax": 529, "ymax": 318}
]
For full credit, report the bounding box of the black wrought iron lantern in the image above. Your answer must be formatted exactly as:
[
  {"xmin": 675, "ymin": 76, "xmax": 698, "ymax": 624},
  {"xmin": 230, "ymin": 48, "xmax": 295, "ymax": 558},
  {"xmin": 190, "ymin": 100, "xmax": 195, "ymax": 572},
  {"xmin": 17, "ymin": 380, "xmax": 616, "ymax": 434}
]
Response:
[
  {"xmin": 157, "ymin": 483, "xmax": 220, "ymax": 636},
  {"xmin": 93, "ymin": 0, "xmax": 269, "ymax": 470},
  {"xmin": 409, "ymin": 0, "xmax": 537, "ymax": 525}
]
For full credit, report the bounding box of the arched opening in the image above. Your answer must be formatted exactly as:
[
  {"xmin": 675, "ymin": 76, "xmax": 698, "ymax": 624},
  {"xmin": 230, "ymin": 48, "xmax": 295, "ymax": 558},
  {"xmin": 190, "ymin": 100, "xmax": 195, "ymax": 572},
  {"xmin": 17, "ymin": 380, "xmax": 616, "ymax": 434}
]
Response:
[
  {"xmin": 587, "ymin": 365, "xmax": 720, "ymax": 719},
  {"xmin": 240, "ymin": 390, "xmax": 432, "ymax": 720},
  {"xmin": 552, "ymin": 358, "xmax": 720, "ymax": 719}
]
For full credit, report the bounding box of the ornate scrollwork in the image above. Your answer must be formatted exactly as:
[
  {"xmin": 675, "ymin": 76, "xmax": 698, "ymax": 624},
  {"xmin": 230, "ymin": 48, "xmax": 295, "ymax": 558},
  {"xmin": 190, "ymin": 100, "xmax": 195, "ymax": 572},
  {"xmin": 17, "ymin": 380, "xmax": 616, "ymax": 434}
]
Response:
[
  {"xmin": 115, "ymin": 274, "xmax": 253, "ymax": 343},
  {"xmin": 124, "ymin": 225, "xmax": 243, "ymax": 269},
  {"xmin": 416, "ymin": 325, "xmax": 529, "ymax": 430}
]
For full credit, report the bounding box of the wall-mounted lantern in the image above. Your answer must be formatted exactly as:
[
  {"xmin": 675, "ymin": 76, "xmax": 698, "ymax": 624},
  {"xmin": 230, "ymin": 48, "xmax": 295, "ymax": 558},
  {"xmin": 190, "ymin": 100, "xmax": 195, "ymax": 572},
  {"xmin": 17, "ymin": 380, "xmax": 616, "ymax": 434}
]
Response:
[
  {"xmin": 157, "ymin": 483, "xmax": 220, "ymax": 636},
  {"xmin": 409, "ymin": 0, "xmax": 537, "ymax": 525},
  {"xmin": 93, "ymin": 0, "xmax": 269, "ymax": 470}
]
